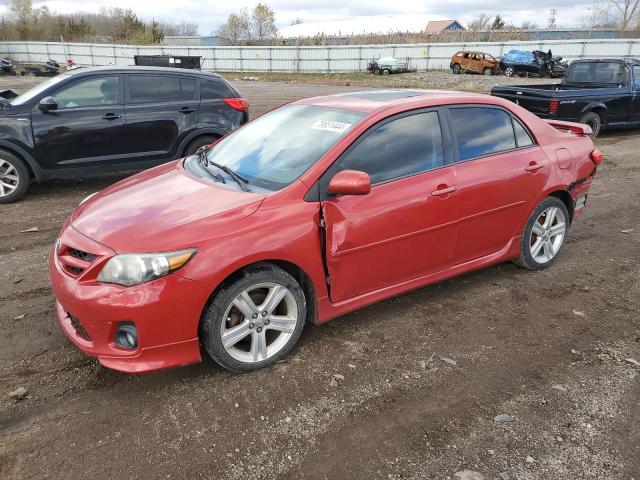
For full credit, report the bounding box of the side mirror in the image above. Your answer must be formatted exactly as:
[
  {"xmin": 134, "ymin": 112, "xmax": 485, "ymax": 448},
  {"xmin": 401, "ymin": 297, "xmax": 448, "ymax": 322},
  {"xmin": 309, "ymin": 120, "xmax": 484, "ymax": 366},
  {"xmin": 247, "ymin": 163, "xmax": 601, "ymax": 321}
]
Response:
[
  {"xmin": 39, "ymin": 96, "xmax": 58, "ymax": 113},
  {"xmin": 328, "ymin": 170, "xmax": 371, "ymax": 196}
]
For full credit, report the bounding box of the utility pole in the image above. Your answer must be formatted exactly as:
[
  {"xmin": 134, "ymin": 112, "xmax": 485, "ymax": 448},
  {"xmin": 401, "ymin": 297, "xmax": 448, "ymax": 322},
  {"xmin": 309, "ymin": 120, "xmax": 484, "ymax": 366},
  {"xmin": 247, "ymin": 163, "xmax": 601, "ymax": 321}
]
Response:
[{"xmin": 548, "ymin": 9, "xmax": 557, "ymax": 29}]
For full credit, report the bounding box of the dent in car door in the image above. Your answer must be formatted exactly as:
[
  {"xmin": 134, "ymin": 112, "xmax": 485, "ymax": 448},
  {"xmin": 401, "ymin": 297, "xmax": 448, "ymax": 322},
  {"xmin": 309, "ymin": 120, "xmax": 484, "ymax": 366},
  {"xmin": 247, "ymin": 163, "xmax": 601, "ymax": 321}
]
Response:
[
  {"xmin": 31, "ymin": 74, "xmax": 128, "ymax": 170},
  {"xmin": 124, "ymin": 74, "xmax": 200, "ymax": 162},
  {"xmin": 320, "ymin": 110, "xmax": 459, "ymax": 303}
]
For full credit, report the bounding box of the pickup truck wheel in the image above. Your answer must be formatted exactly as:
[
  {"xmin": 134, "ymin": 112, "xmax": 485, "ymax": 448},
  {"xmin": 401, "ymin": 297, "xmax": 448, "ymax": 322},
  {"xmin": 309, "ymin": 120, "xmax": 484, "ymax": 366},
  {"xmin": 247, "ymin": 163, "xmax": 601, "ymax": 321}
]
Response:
[
  {"xmin": 483, "ymin": 68, "xmax": 492, "ymax": 76},
  {"xmin": 201, "ymin": 263, "xmax": 307, "ymax": 372},
  {"xmin": 452, "ymin": 64, "xmax": 461, "ymax": 74},
  {"xmin": 514, "ymin": 197, "xmax": 569, "ymax": 270},
  {"xmin": 579, "ymin": 111, "xmax": 603, "ymax": 137},
  {"xmin": 0, "ymin": 151, "xmax": 29, "ymax": 204},
  {"xmin": 504, "ymin": 66, "xmax": 514, "ymax": 77}
]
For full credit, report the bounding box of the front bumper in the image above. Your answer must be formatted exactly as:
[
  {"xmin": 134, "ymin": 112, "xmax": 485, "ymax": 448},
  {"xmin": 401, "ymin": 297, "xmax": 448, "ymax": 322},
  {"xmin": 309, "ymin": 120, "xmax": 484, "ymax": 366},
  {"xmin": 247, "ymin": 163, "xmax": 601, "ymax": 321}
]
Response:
[{"xmin": 50, "ymin": 226, "xmax": 213, "ymax": 373}]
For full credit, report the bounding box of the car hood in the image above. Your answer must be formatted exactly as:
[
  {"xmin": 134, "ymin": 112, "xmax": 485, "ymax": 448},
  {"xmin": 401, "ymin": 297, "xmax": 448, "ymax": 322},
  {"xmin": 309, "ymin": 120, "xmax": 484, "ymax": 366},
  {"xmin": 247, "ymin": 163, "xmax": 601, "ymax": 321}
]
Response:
[{"xmin": 71, "ymin": 160, "xmax": 265, "ymax": 253}]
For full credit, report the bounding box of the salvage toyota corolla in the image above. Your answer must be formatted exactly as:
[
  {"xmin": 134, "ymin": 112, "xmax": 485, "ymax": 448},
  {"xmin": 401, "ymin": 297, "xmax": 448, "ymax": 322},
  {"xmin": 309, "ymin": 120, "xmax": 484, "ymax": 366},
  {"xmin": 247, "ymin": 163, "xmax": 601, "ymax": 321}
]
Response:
[{"xmin": 50, "ymin": 90, "xmax": 602, "ymax": 373}]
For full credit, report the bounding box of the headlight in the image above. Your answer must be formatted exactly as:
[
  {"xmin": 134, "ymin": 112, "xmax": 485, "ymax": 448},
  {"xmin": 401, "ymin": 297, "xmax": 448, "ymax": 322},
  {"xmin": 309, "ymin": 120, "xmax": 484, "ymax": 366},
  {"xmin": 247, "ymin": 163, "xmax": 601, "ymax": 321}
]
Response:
[
  {"xmin": 79, "ymin": 192, "xmax": 98, "ymax": 206},
  {"xmin": 97, "ymin": 249, "xmax": 197, "ymax": 286}
]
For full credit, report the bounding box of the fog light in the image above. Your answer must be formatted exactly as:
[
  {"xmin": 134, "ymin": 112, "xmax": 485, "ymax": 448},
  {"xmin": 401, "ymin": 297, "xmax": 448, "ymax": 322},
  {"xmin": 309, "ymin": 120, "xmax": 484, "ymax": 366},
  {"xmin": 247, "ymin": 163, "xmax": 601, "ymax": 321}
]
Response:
[{"xmin": 115, "ymin": 323, "xmax": 138, "ymax": 349}]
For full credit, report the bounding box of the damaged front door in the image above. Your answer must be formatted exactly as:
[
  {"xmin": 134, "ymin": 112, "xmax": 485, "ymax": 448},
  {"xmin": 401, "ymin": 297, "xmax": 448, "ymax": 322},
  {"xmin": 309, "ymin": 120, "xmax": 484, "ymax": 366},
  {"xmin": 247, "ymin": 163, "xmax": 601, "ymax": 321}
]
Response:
[{"xmin": 319, "ymin": 110, "xmax": 460, "ymax": 303}]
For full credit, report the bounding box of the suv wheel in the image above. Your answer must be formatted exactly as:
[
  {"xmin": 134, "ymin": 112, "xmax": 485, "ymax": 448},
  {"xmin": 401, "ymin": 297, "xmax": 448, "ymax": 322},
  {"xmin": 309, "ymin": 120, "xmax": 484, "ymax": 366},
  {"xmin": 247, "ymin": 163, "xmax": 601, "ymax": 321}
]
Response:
[
  {"xmin": 483, "ymin": 67, "xmax": 492, "ymax": 76},
  {"xmin": 201, "ymin": 263, "xmax": 307, "ymax": 372},
  {"xmin": 515, "ymin": 197, "xmax": 569, "ymax": 270},
  {"xmin": 579, "ymin": 111, "xmax": 603, "ymax": 137},
  {"xmin": 184, "ymin": 135, "xmax": 218, "ymax": 156},
  {"xmin": 0, "ymin": 151, "xmax": 29, "ymax": 204}
]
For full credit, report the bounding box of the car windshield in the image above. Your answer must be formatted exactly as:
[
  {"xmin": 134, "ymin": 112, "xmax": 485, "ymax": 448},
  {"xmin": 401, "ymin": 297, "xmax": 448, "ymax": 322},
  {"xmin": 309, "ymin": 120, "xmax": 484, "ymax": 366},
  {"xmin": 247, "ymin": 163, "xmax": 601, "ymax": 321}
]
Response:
[
  {"xmin": 565, "ymin": 62, "xmax": 625, "ymax": 84},
  {"xmin": 10, "ymin": 73, "xmax": 71, "ymax": 105},
  {"xmin": 202, "ymin": 104, "xmax": 365, "ymax": 191}
]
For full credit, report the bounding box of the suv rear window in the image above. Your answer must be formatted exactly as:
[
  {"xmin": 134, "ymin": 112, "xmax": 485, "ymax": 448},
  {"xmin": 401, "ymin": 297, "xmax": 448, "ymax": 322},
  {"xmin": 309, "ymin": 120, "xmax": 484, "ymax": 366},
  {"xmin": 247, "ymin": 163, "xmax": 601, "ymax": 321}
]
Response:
[
  {"xmin": 201, "ymin": 79, "xmax": 235, "ymax": 99},
  {"xmin": 129, "ymin": 75, "xmax": 196, "ymax": 103}
]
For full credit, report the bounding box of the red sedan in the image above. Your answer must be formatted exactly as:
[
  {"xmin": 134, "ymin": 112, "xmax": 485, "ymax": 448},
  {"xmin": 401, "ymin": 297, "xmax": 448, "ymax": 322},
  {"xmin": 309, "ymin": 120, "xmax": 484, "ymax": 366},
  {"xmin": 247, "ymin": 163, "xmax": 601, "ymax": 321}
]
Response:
[{"xmin": 50, "ymin": 90, "xmax": 601, "ymax": 373}]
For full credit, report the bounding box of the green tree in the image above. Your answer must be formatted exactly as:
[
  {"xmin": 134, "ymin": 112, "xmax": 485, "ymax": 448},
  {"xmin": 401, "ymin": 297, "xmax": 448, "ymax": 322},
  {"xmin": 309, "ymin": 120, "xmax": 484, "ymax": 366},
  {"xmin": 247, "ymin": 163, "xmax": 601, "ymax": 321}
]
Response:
[
  {"xmin": 252, "ymin": 3, "xmax": 277, "ymax": 39},
  {"xmin": 490, "ymin": 14, "xmax": 505, "ymax": 30}
]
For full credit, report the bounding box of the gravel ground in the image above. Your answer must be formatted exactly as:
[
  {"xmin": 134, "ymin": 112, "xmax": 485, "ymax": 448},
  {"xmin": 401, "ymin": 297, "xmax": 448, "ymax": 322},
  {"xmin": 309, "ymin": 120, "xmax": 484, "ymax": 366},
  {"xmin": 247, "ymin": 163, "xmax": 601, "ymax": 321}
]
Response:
[{"xmin": 0, "ymin": 72, "xmax": 638, "ymax": 480}]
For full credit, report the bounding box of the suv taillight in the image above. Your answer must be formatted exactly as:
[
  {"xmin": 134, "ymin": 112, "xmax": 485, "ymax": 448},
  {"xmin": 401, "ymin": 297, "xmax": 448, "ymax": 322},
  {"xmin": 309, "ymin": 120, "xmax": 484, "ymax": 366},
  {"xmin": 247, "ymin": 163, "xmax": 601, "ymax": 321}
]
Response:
[
  {"xmin": 223, "ymin": 98, "xmax": 249, "ymax": 112},
  {"xmin": 548, "ymin": 99, "xmax": 559, "ymax": 115},
  {"xmin": 590, "ymin": 149, "xmax": 603, "ymax": 166}
]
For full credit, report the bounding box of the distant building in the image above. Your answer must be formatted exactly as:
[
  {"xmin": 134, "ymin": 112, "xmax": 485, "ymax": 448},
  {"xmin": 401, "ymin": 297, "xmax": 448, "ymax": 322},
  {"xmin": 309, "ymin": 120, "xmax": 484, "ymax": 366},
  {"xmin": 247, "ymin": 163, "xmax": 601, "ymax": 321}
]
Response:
[{"xmin": 278, "ymin": 15, "xmax": 464, "ymax": 39}]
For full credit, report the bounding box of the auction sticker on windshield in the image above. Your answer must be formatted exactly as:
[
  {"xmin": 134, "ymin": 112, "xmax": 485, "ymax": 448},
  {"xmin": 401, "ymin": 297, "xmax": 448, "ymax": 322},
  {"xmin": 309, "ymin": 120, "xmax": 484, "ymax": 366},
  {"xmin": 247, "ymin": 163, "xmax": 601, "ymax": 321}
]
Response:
[{"xmin": 311, "ymin": 120, "xmax": 353, "ymax": 133}]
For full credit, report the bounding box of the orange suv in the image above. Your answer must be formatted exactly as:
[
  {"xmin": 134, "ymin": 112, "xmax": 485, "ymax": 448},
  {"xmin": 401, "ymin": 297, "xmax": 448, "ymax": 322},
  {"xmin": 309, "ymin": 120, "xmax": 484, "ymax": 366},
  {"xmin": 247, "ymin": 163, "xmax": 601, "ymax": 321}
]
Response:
[{"xmin": 450, "ymin": 51, "xmax": 499, "ymax": 75}]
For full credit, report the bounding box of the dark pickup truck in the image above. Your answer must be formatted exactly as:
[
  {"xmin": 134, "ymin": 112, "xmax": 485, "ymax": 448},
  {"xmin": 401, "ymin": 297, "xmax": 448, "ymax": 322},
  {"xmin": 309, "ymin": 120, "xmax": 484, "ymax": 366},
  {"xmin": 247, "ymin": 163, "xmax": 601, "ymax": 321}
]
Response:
[{"xmin": 491, "ymin": 58, "xmax": 640, "ymax": 136}]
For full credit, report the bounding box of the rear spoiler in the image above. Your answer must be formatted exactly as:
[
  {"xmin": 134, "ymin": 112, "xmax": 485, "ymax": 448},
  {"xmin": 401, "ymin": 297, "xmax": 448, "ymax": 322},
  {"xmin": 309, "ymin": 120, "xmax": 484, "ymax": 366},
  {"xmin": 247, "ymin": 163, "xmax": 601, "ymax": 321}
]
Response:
[{"xmin": 544, "ymin": 119, "xmax": 592, "ymax": 136}]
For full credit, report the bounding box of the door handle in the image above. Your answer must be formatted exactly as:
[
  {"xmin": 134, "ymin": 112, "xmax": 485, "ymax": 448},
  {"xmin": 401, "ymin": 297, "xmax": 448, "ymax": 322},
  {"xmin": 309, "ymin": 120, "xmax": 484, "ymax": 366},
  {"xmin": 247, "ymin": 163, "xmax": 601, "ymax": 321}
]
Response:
[
  {"xmin": 431, "ymin": 185, "xmax": 458, "ymax": 197},
  {"xmin": 179, "ymin": 107, "xmax": 196, "ymax": 114},
  {"xmin": 102, "ymin": 113, "xmax": 122, "ymax": 120},
  {"xmin": 525, "ymin": 162, "xmax": 545, "ymax": 172}
]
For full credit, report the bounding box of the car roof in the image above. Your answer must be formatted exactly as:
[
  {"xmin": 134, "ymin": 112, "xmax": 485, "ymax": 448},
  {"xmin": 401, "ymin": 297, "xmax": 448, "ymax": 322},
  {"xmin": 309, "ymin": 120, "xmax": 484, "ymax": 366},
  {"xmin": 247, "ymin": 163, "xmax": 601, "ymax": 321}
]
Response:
[
  {"xmin": 294, "ymin": 89, "xmax": 492, "ymax": 113},
  {"xmin": 571, "ymin": 57, "xmax": 640, "ymax": 65},
  {"xmin": 64, "ymin": 65, "xmax": 224, "ymax": 78}
]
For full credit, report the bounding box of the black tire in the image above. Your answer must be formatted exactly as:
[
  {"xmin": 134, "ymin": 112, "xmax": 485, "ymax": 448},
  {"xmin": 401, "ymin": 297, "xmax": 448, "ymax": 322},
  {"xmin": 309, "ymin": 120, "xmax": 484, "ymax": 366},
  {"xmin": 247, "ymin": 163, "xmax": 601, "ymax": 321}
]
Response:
[
  {"xmin": 452, "ymin": 64, "xmax": 461, "ymax": 74},
  {"xmin": 0, "ymin": 150, "xmax": 30, "ymax": 204},
  {"xmin": 482, "ymin": 67, "xmax": 492, "ymax": 76},
  {"xmin": 504, "ymin": 66, "xmax": 514, "ymax": 77},
  {"xmin": 201, "ymin": 263, "xmax": 307, "ymax": 372},
  {"xmin": 514, "ymin": 197, "xmax": 570, "ymax": 271},
  {"xmin": 183, "ymin": 135, "xmax": 218, "ymax": 156},
  {"xmin": 381, "ymin": 68, "xmax": 391, "ymax": 76},
  {"xmin": 578, "ymin": 111, "xmax": 603, "ymax": 138}
]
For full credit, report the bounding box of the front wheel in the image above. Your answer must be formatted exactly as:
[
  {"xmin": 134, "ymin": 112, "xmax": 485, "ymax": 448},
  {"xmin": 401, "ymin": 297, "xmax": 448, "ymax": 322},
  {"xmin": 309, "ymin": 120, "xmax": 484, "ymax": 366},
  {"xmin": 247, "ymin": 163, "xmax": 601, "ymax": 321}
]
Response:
[
  {"xmin": 504, "ymin": 66, "xmax": 514, "ymax": 77},
  {"xmin": 201, "ymin": 264, "xmax": 307, "ymax": 372},
  {"xmin": 0, "ymin": 151, "xmax": 29, "ymax": 204},
  {"xmin": 515, "ymin": 197, "xmax": 569, "ymax": 270},
  {"xmin": 483, "ymin": 67, "xmax": 492, "ymax": 76},
  {"xmin": 452, "ymin": 64, "xmax": 461, "ymax": 74}
]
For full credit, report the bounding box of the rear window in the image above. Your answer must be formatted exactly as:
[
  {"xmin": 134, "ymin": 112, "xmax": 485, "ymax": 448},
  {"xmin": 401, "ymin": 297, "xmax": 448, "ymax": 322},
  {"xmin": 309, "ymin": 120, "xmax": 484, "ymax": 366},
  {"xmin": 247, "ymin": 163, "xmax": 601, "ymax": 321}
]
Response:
[
  {"xmin": 449, "ymin": 107, "xmax": 517, "ymax": 161},
  {"xmin": 201, "ymin": 79, "xmax": 235, "ymax": 99},
  {"xmin": 565, "ymin": 62, "xmax": 626, "ymax": 84},
  {"xmin": 129, "ymin": 75, "xmax": 196, "ymax": 103}
]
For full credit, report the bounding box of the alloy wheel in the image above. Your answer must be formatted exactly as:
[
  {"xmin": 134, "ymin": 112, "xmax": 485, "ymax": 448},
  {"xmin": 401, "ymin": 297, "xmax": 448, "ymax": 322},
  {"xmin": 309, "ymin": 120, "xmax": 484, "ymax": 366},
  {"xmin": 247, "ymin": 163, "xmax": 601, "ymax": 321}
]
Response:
[
  {"xmin": 529, "ymin": 206, "xmax": 566, "ymax": 263},
  {"xmin": 0, "ymin": 159, "xmax": 19, "ymax": 197},
  {"xmin": 220, "ymin": 282, "xmax": 299, "ymax": 363}
]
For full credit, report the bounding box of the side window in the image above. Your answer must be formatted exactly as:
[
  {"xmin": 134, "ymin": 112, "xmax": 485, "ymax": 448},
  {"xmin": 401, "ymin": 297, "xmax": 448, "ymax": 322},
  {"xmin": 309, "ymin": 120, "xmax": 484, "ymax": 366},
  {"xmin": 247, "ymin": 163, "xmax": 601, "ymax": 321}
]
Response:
[
  {"xmin": 129, "ymin": 75, "xmax": 195, "ymax": 103},
  {"xmin": 201, "ymin": 79, "xmax": 234, "ymax": 99},
  {"xmin": 337, "ymin": 111, "xmax": 444, "ymax": 185},
  {"xmin": 513, "ymin": 119, "xmax": 534, "ymax": 147},
  {"xmin": 449, "ymin": 107, "xmax": 516, "ymax": 161},
  {"xmin": 634, "ymin": 66, "xmax": 640, "ymax": 90},
  {"xmin": 54, "ymin": 76, "xmax": 119, "ymax": 109}
]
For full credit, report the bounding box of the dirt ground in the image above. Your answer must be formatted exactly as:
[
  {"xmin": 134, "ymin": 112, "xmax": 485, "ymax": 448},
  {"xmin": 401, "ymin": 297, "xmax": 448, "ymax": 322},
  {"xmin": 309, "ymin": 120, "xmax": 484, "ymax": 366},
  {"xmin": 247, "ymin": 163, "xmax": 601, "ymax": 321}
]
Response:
[{"xmin": 0, "ymin": 72, "xmax": 638, "ymax": 480}]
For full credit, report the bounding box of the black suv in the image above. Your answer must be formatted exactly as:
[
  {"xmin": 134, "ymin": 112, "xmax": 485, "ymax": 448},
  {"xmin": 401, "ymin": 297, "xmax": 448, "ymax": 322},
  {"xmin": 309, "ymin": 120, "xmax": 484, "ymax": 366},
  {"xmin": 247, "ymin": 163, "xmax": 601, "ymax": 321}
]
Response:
[{"xmin": 0, "ymin": 66, "xmax": 248, "ymax": 203}]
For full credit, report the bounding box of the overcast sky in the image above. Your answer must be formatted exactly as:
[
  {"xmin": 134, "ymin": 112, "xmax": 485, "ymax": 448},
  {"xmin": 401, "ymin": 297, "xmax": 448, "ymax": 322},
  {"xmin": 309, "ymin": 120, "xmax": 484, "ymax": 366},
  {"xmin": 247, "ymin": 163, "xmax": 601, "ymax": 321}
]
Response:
[{"xmin": 0, "ymin": 0, "xmax": 600, "ymax": 33}]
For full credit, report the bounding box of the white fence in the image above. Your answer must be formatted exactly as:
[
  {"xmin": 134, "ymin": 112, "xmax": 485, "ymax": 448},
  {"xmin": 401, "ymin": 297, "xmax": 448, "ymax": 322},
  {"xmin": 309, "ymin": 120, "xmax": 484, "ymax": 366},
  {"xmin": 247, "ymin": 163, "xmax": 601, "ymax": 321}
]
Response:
[{"xmin": 1, "ymin": 39, "xmax": 639, "ymax": 72}]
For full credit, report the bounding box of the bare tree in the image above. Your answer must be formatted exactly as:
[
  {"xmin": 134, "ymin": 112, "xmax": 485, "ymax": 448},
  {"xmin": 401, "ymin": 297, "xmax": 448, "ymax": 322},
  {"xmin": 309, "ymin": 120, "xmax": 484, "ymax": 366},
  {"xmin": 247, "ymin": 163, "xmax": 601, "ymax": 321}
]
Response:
[
  {"xmin": 217, "ymin": 4, "xmax": 277, "ymax": 44},
  {"xmin": 467, "ymin": 13, "xmax": 491, "ymax": 31},
  {"xmin": 217, "ymin": 9, "xmax": 251, "ymax": 44},
  {"xmin": 593, "ymin": 0, "xmax": 640, "ymax": 30},
  {"xmin": 252, "ymin": 3, "xmax": 277, "ymax": 39}
]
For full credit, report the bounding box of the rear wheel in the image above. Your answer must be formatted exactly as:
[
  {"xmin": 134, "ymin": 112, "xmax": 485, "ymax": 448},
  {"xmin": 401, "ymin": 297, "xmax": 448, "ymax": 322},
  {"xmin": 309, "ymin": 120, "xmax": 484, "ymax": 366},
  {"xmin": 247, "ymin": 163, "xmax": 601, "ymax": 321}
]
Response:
[
  {"xmin": 201, "ymin": 264, "xmax": 307, "ymax": 372},
  {"xmin": 579, "ymin": 111, "xmax": 603, "ymax": 138},
  {"xmin": 515, "ymin": 197, "xmax": 569, "ymax": 270},
  {"xmin": 452, "ymin": 64, "xmax": 462, "ymax": 74},
  {"xmin": 184, "ymin": 135, "xmax": 217, "ymax": 156},
  {"xmin": 0, "ymin": 151, "xmax": 29, "ymax": 204}
]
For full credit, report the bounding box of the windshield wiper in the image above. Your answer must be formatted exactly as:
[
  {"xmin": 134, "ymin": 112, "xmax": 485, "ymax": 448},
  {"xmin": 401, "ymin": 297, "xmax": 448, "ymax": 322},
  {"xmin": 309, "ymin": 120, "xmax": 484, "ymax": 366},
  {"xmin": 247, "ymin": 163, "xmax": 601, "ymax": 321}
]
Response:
[{"xmin": 197, "ymin": 148, "xmax": 249, "ymax": 192}]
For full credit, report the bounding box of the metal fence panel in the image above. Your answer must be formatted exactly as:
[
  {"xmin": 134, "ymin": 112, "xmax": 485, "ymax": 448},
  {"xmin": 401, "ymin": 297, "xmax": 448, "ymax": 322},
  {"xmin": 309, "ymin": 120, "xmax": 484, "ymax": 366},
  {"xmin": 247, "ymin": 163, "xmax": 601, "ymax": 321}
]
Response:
[{"xmin": 0, "ymin": 40, "xmax": 638, "ymax": 73}]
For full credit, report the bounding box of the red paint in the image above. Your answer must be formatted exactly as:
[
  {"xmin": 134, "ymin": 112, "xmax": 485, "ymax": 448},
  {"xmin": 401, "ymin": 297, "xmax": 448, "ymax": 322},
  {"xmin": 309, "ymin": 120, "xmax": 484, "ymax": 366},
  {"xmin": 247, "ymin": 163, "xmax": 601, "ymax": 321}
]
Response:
[{"xmin": 50, "ymin": 91, "xmax": 597, "ymax": 373}]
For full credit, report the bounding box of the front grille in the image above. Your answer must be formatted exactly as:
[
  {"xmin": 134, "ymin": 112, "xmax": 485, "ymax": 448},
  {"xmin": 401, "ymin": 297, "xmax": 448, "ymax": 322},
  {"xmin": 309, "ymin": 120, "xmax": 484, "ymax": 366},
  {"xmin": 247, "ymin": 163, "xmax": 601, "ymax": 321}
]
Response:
[
  {"xmin": 67, "ymin": 312, "xmax": 91, "ymax": 341},
  {"xmin": 67, "ymin": 248, "xmax": 97, "ymax": 263},
  {"xmin": 64, "ymin": 265, "xmax": 85, "ymax": 276}
]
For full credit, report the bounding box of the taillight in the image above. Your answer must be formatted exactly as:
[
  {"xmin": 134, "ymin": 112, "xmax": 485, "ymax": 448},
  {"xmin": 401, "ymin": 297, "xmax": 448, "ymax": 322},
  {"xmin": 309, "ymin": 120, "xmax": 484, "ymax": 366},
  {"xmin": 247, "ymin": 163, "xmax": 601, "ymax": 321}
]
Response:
[
  {"xmin": 548, "ymin": 99, "xmax": 559, "ymax": 115},
  {"xmin": 590, "ymin": 149, "xmax": 603, "ymax": 166},
  {"xmin": 223, "ymin": 98, "xmax": 249, "ymax": 112}
]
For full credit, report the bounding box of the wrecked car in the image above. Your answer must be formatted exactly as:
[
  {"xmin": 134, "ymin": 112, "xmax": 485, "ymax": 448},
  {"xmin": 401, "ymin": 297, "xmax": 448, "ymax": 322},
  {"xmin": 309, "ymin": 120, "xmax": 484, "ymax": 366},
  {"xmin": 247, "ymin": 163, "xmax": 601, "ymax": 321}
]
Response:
[
  {"xmin": 450, "ymin": 51, "xmax": 500, "ymax": 75},
  {"xmin": 500, "ymin": 50, "xmax": 568, "ymax": 78}
]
